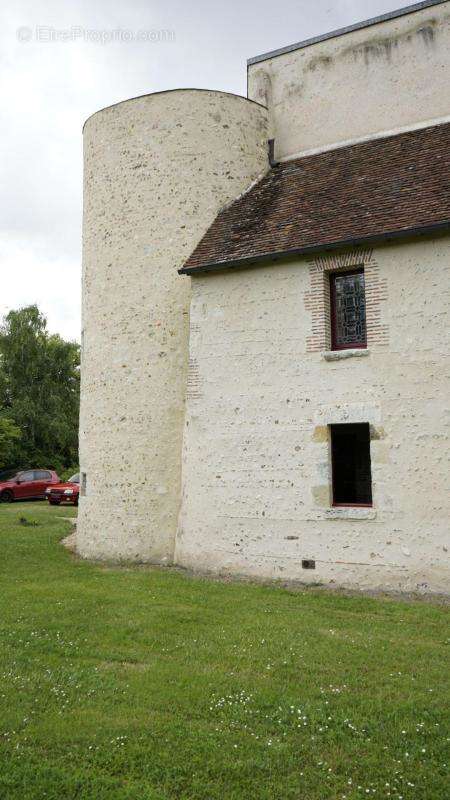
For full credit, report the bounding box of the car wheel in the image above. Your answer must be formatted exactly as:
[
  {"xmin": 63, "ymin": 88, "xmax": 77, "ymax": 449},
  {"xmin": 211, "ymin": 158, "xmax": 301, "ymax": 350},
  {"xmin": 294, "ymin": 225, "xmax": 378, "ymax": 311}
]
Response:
[
  {"xmin": 49, "ymin": 499, "xmax": 61, "ymax": 506},
  {"xmin": 74, "ymin": 498, "xmax": 79, "ymax": 507},
  {"xmin": 1, "ymin": 490, "xmax": 14, "ymax": 503}
]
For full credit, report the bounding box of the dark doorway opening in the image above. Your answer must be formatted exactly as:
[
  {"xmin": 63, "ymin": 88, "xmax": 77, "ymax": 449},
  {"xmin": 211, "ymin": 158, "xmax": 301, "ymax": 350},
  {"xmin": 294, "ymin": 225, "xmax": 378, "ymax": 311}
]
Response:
[{"xmin": 330, "ymin": 423, "xmax": 372, "ymax": 506}]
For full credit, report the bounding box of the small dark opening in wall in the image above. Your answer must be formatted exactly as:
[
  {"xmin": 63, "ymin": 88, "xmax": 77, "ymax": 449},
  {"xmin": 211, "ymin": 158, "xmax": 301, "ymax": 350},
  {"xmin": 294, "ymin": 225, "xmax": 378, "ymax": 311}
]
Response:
[
  {"xmin": 268, "ymin": 138, "xmax": 276, "ymax": 166},
  {"xmin": 302, "ymin": 559, "xmax": 316, "ymax": 570},
  {"xmin": 331, "ymin": 423, "xmax": 372, "ymax": 506}
]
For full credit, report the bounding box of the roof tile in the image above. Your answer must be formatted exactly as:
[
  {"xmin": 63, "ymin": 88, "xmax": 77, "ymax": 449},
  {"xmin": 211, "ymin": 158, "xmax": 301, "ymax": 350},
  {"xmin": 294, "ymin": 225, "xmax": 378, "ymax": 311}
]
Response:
[{"xmin": 181, "ymin": 123, "xmax": 450, "ymax": 273}]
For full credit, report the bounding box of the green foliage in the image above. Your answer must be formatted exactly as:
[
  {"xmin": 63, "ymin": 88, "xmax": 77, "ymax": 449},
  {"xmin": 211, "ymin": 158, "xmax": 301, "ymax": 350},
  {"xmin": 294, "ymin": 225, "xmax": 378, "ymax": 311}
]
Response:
[
  {"xmin": 0, "ymin": 305, "xmax": 79, "ymax": 472},
  {"xmin": 59, "ymin": 465, "xmax": 80, "ymax": 482},
  {"xmin": 0, "ymin": 503, "xmax": 448, "ymax": 800},
  {"xmin": 0, "ymin": 417, "xmax": 21, "ymax": 465}
]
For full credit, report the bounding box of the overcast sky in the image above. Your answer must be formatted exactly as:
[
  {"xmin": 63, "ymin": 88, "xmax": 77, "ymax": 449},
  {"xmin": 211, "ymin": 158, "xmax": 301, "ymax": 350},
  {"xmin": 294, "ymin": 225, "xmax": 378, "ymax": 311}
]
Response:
[{"xmin": 1, "ymin": 0, "xmax": 414, "ymax": 342}]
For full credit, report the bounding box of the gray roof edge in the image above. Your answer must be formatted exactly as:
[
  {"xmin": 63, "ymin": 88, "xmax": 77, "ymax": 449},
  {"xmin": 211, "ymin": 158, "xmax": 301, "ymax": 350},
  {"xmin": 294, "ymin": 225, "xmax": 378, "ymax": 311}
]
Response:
[{"xmin": 247, "ymin": 0, "xmax": 448, "ymax": 66}]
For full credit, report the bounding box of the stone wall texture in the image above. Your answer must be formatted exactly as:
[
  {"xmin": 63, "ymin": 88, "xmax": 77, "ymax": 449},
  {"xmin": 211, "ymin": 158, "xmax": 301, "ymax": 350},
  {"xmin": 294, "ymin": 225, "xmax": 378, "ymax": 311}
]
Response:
[
  {"xmin": 77, "ymin": 90, "xmax": 268, "ymax": 562},
  {"xmin": 176, "ymin": 237, "xmax": 450, "ymax": 593},
  {"xmin": 248, "ymin": 2, "xmax": 450, "ymax": 160}
]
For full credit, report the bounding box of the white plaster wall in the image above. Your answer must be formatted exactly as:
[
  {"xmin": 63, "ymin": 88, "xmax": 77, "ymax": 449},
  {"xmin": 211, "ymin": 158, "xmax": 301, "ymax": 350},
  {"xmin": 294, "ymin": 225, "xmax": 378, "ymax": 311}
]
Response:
[
  {"xmin": 78, "ymin": 90, "xmax": 268, "ymax": 562},
  {"xmin": 176, "ymin": 236, "xmax": 450, "ymax": 593},
  {"xmin": 248, "ymin": 2, "xmax": 450, "ymax": 160}
]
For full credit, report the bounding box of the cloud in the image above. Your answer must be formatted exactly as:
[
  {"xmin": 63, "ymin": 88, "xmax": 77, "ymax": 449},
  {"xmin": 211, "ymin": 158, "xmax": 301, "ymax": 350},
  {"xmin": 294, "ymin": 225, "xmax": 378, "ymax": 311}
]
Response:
[{"xmin": 0, "ymin": 236, "xmax": 80, "ymax": 342}]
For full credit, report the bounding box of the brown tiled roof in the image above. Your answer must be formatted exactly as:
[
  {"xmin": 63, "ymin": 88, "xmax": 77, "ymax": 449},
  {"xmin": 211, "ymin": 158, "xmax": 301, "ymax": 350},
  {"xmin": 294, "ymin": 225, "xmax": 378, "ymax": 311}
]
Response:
[{"xmin": 180, "ymin": 123, "xmax": 450, "ymax": 274}]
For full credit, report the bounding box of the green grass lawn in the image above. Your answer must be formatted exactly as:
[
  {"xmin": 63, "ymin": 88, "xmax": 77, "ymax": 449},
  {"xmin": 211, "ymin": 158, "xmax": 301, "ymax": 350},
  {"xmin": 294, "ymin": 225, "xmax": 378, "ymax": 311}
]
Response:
[{"xmin": 0, "ymin": 503, "xmax": 448, "ymax": 800}]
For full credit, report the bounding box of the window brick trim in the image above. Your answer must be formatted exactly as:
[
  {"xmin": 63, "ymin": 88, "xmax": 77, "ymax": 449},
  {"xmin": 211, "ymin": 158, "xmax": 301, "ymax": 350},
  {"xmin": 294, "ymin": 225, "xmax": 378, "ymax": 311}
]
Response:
[{"xmin": 304, "ymin": 248, "xmax": 389, "ymax": 353}]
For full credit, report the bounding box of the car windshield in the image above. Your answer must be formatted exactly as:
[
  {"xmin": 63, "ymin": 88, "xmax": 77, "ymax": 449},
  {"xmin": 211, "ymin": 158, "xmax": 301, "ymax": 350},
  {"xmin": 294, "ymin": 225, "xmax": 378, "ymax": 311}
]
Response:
[
  {"xmin": 68, "ymin": 474, "xmax": 80, "ymax": 484},
  {"xmin": 0, "ymin": 469, "xmax": 21, "ymax": 481}
]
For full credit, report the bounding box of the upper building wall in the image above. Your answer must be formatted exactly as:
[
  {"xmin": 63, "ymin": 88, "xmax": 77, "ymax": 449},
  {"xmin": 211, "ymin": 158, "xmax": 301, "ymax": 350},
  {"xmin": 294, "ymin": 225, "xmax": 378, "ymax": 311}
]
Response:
[{"xmin": 247, "ymin": 0, "xmax": 450, "ymax": 161}]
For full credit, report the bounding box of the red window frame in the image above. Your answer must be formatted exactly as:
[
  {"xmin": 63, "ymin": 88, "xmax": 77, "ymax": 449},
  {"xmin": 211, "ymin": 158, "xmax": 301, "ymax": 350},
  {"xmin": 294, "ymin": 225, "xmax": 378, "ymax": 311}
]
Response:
[{"xmin": 329, "ymin": 268, "xmax": 367, "ymax": 351}]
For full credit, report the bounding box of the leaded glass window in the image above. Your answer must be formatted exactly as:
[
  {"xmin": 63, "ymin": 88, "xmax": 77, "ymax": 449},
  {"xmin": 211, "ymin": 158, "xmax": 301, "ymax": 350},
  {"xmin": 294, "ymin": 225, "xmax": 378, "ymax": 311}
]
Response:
[{"xmin": 330, "ymin": 269, "xmax": 366, "ymax": 349}]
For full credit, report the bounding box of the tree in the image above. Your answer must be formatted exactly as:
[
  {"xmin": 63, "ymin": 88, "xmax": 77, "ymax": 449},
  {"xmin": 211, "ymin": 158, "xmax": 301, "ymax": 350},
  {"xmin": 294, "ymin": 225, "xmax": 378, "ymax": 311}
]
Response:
[
  {"xmin": 0, "ymin": 305, "xmax": 80, "ymax": 473},
  {"xmin": 0, "ymin": 417, "xmax": 21, "ymax": 467}
]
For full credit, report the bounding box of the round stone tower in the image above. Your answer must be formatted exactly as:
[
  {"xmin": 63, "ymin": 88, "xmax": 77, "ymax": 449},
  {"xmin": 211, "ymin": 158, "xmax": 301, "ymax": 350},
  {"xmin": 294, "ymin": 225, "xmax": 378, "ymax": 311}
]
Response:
[{"xmin": 77, "ymin": 89, "xmax": 268, "ymax": 562}]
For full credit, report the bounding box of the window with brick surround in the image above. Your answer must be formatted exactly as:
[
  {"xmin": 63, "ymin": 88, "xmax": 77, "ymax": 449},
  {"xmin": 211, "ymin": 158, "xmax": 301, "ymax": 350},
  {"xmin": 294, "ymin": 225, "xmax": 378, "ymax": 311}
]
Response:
[
  {"xmin": 330, "ymin": 268, "xmax": 366, "ymax": 350},
  {"xmin": 330, "ymin": 423, "xmax": 372, "ymax": 506}
]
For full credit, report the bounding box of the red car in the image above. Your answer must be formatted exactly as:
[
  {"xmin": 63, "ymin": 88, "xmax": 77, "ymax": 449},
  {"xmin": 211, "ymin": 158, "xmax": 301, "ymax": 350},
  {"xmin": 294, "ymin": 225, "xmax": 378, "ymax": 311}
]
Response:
[
  {"xmin": 0, "ymin": 469, "xmax": 60, "ymax": 502},
  {"xmin": 46, "ymin": 473, "xmax": 80, "ymax": 506}
]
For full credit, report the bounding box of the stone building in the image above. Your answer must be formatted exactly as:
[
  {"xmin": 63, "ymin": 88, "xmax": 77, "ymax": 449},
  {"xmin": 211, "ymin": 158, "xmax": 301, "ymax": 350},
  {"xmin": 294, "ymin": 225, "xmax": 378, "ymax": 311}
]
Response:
[{"xmin": 78, "ymin": 0, "xmax": 450, "ymax": 594}]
